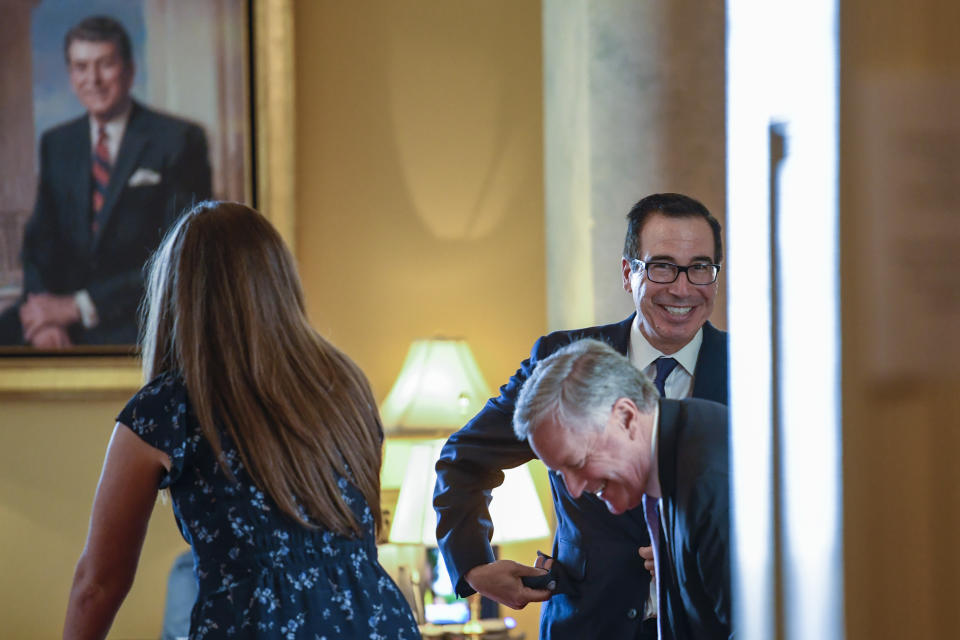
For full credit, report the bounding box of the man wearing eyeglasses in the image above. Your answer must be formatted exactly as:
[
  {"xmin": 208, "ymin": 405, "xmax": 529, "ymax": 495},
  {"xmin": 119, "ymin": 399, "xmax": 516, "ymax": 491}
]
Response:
[{"xmin": 434, "ymin": 193, "xmax": 728, "ymax": 640}]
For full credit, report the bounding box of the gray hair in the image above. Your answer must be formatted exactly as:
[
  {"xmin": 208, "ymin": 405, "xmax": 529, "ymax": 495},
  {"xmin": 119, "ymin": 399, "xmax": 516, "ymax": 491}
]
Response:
[{"xmin": 513, "ymin": 338, "xmax": 658, "ymax": 440}]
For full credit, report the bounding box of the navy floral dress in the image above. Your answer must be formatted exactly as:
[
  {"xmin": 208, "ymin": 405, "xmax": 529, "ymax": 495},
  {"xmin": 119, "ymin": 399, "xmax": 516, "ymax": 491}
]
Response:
[{"xmin": 119, "ymin": 372, "xmax": 421, "ymax": 640}]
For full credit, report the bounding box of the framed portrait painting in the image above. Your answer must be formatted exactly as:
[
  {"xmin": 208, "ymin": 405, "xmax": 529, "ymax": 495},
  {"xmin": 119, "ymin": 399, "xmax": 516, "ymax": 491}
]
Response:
[{"xmin": 0, "ymin": 0, "xmax": 294, "ymax": 394}]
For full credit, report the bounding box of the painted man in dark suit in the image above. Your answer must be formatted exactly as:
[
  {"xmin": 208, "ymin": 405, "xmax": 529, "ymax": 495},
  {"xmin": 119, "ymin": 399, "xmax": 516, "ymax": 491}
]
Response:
[
  {"xmin": 513, "ymin": 338, "xmax": 731, "ymax": 639},
  {"xmin": 433, "ymin": 193, "xmax": 728, "ymax": 639},
  {"xmin": 0, "ymin": 15, "xmax": 211, "ymax": 347}
]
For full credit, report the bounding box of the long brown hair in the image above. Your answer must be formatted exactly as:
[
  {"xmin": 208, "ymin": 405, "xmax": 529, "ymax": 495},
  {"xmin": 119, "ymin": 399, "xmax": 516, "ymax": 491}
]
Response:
[{"xmin": 141, "ymin": 201, "xmax": 383, "ymax": 537}]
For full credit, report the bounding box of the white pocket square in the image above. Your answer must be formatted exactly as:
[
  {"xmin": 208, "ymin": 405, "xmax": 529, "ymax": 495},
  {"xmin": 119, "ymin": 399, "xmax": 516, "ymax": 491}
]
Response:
[{"xmin": 128, "ymin": 168, "xmax": 162, "ymax": 187}]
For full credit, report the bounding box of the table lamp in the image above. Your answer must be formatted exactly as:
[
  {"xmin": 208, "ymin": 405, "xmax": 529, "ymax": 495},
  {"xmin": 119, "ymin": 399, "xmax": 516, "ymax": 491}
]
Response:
[
  {"xmin": 388, "ymin": 438, "xmax": 551, "ymax": 631},
  {"xmin": 380, "ymin": 337, "xmax": 493, "ymax": 623},
  {"xmin": 379, "ymin": 337, "xmax": 491, "ymax": 437}
]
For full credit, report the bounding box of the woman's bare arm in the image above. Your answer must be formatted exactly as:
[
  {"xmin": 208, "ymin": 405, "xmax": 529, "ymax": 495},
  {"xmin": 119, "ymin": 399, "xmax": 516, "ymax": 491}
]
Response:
[{"xmin": 63, "ymin": 423, "xmax": 170, "ymax": 640}]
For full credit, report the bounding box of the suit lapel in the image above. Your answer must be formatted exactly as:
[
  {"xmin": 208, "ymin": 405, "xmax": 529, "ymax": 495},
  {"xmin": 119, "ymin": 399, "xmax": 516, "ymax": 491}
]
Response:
[
  {"xmin": 607, "ymin": 313, "xmax": 635, "ymax": 355},
  {"xmin": 655, "ymin": 398, "xmax": 681, "ymax": 626},
  {"xmin": 64, "ymin": 118, "xmax": 95, "ymax": 247},
  {"xmin": 691, "ymin": 322, "xmax": 729, "ymax": 403},
  {"xmin": 656, "ymin": 399, "xmax": 681, "ymax": 499},
  {"xmin": 92, "ymin": 103, "xmax": 149, "ymax": 250}
]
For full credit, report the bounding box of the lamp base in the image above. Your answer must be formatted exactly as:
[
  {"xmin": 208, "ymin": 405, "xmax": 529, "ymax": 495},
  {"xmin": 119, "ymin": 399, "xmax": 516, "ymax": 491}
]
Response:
[{"xmin": 460, "ymin": 592, "xmax": 484, "ymax": 637}]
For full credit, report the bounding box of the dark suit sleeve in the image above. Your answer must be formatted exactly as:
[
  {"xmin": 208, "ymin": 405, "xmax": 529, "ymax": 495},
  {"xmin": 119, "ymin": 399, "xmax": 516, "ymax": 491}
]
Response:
[
  {"xmin": 86, "ymin": 122, "xmax": 211, "ymax": 326},
  {"xmin": 21, "ymin": 132, "xmax": 61, "ymax": 296},
  {"xmin": 433, "ymin": 337, "xmax": 551, "ymax": 597}
]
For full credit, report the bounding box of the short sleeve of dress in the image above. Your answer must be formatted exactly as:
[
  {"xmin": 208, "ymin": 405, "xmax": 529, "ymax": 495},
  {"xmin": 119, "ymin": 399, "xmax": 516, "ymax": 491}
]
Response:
[{"xmin": 117, "ymin": 371, "xmax": 192, "ymax": 490}]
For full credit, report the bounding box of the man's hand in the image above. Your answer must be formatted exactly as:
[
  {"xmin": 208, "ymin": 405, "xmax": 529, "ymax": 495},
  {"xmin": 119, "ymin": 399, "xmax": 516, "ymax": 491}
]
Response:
[
  {"xmin": 464, "ymin": 560, "xmax": 553, "ymax": 610},
  {"xmin": 29, "ymin": 325, "xmax": 73, "ymax": 349},
  {"xmin": 20, "ymin": 293, "xmax": 81, "ymax": 342},
  {"xmin": 638, "ymin": 545, "xmax": 656, "ymax": 578}
]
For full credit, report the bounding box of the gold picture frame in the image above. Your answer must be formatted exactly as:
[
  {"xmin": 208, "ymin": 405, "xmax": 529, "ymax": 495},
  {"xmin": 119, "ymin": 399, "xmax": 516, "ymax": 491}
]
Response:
[{"xmin": 0, "ymin": 0, "xmax": 295, "ymax": 398}]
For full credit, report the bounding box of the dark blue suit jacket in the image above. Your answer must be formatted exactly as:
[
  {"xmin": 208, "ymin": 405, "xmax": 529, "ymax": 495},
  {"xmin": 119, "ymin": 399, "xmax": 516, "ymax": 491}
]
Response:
[
  {"xmin": 434, "ymin": 314, "xmax": 728, "ymax": 640},
  {"xmin": 656, "ymin": 398, "xmax": 732, "ymax": 639},
  {"xmin": 8, "ymin": 101, "xmax": 211, "ymax": 345}
]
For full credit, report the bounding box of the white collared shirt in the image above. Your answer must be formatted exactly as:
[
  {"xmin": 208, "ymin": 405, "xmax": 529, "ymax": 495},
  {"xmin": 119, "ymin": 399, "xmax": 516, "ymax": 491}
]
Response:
[
  {"xmin": 87, "ymin": 105, "xmax": 131, "ymax": 165},
  {"xmin": 629, "ymin": 320, "xmax": 702, "ymax": 620},
  {"xmin": 627, "ymin": 319, "xmax": 703, "ymax": 400}
]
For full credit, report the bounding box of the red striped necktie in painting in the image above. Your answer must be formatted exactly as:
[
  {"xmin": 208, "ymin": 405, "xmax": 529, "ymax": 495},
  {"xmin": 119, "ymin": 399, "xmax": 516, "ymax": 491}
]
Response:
[{"xmin": 91, "ymin": 125, "xmax": 110, "ymax": 232}]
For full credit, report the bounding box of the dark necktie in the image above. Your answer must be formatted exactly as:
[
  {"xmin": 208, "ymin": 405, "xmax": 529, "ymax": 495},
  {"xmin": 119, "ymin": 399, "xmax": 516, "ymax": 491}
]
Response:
[
  {"xmin": 646, "ymin": 356, "xmax": 677, "ymax": 634},
  {"xmin": 653, "ymin": 356, "xmax": 679, "ymax": 398},
  {"xmin": 91, "ymin": 125, "xmax": 111, "ymax": 232}
]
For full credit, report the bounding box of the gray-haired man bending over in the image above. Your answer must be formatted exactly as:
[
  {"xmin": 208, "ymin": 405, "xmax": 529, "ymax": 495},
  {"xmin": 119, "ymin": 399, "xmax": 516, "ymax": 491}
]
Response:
[{"xmin": 514, "ymin": 338, "xmax": 732, "ymax": 640}]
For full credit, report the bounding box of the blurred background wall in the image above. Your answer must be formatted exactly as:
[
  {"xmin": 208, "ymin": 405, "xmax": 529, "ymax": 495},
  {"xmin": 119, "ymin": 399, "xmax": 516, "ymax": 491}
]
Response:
[{"xmin": 841, "ymin": 0, "xmax": 960, "ymax": 636}]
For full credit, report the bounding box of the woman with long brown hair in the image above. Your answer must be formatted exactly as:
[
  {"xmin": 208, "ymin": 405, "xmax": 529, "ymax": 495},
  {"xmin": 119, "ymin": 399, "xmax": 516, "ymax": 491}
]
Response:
[{"xmin": 64, "ymin": 202, "xmax": 420, "ymax": 639}]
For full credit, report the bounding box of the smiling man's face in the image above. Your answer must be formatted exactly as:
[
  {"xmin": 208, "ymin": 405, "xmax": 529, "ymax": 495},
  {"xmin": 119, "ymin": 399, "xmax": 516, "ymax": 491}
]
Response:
[
  {"xmin": 621, "ymin": 213, "xmax": 718, "ymax": 354},
  {"xmin": 67, "ymin": 39, "xmax": 134, "ymax": 123},
  {"xmin": 528, "ymin": 399, "xmax": 651, "ymax": 516}
]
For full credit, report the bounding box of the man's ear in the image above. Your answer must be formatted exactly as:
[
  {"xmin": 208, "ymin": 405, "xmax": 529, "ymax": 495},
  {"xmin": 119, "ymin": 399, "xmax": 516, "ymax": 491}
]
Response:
[
  {"xmin": 611, "ymin": 397, "xmax": 641, "ymax": 439},
  {"xmin": 621, "ymin": 258, "xmax": 633, "ymax": 293}
]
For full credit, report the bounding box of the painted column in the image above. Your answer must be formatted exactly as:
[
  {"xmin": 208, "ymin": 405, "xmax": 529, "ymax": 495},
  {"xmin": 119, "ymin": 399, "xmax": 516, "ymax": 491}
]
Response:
[
  {"xmin": 0, "ymin": 0, "xmax": 39, "ymax": 301},
  {"xmin": 543, "ymin": 0, "xmax": 726, "ymax": 329}
]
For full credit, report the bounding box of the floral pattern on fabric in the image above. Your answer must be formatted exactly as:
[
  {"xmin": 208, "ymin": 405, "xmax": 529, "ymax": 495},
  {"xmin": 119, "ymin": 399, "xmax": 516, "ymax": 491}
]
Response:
[{"xmin": 119, "ymin": 372, "xmax": 421, "ymax": 640}]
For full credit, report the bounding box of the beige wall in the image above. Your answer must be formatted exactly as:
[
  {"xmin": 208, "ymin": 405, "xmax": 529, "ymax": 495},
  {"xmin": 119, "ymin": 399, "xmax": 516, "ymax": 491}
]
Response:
[
  {"xmin": 842, "ymin": 0, "xmax": 960, "ymax": 638},
  {"xmin": 292, "ymin": 1, "xmax": 546, "ymax": 399},
  {"xmin": 0, "ymin": 395, "xmax": 187, "ymax": 639},
  {"xmin": 292, "ymin": 2, "xmax": 548, "ymax": 636}
]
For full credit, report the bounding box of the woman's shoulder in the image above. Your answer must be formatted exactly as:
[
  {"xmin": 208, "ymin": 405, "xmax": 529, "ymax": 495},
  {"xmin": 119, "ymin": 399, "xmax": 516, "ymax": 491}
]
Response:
[
  {"xmin": 132, "ymin": 370, "xmax": 188, "ymax": 405},
  {"xmin": 118, "ymin": 371, "xmax": 198, "ymax": 489},
  {"xmin": 117, "ymin": 370, "xmax": 190, "ymax": 429}
]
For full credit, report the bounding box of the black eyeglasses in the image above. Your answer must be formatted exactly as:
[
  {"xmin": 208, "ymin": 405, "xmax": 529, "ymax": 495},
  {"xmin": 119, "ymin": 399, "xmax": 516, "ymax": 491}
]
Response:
[{"xmin": 629, "ymin": 259, "xmax": 720, "ymax": 285}]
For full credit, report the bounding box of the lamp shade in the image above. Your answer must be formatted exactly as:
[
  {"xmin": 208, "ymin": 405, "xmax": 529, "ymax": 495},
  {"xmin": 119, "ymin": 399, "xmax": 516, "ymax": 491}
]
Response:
[
  {"xmin": 380, "ymin": 338, "xmax": 492, "ymax": 435},
  {"xmin": 388, "ymin": 439, "xmax": 550, "ymax": 546}
]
